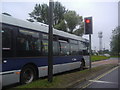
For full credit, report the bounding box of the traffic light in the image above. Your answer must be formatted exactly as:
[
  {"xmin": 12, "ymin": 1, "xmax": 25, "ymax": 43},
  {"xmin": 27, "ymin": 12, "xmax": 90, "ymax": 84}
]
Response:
[{"xmin": 84, "ymin": 17, "xmax": 93, "ymax": 34}]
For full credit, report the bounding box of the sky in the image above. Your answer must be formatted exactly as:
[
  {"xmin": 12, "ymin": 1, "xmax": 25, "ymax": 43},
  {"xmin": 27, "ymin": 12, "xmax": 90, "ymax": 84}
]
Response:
[{"xmin": 1, "ymin": 0, "xmax": 119, "ymax": 51}]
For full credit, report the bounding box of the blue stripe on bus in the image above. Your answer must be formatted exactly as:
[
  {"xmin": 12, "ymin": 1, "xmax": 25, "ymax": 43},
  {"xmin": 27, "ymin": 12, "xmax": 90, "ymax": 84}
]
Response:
[{"xmin": 2, "ymin": 55, "xmax": 83, "ymax": 72}]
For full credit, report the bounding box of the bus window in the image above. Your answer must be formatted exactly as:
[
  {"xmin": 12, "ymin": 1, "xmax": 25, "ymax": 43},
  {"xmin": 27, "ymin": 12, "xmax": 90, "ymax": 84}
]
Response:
[
  {"xmin": 79, "ymin": 41, "xmax": 89, "ymax": 55},
  {"xmin": 41, "ymin": 40, "xmax": 59, "ymax": 56},
  {"xmin": 42, "ymin": 40, "xmax": 48, "ymax": 56},
  {"xmin": 70, "ymin": 44, "xmax": 79, "ymax": 55},
  {"xmin": 53, "ymin": 41, "xmax": 59, "ymax": 56},
  {"xmin": 42, "ymin": 33, "xmax": 48, "ymax": 40},
  {"xmin": 17, "ymin": 29, "xmax": 41, "ymax": 57},
  {"xmin": 59, "ymin": 42, "xmax": 70, "ymax": 56},
  {"xmin": 2, "ymin": 25, "xmax": 13, "ymax": 58}
]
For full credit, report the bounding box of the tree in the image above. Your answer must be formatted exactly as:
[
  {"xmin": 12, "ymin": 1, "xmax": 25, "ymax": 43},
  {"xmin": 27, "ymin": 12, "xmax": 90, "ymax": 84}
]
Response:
[
  {"xmin": 53, "ymin": 1, "xmax": 66, "ymax": 25},
  {"xmin": 28, "ymin": 2, "xmax": 66, "ymax": 26},
  {"xmin": 28, "ymin": 4, "xmax": 49, "ymax": 24},
  {"xmin": 54, "ymin": 20, "xmax": 67, "ymax": 32},
  {"xmin": 73, "ymin": 22, "xmax": 84, "ymax": 36},
  {"xmin": 28, "ymin": 2, "xmax": 84, "ymax": 36},
  {"xmin": 64, "ymin": 11, "xmax": 82, "ymax": 34},
  {"xmin": 110, "ymin": 26, "xmax": 120, "ymax": 56}
]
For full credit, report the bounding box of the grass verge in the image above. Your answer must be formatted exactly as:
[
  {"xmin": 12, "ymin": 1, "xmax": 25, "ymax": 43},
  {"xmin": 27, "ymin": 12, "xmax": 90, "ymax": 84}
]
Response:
[
  {"xmin": 111, "ymin": 56, "xmax": 120, "ymax": 58},
  {"xmin": 10, "ymin": 64, "xmax": 117, "ymax": 89},
  {"xmin": 91, "ymin": 55, "xmax": 110, "ymax": 62}
]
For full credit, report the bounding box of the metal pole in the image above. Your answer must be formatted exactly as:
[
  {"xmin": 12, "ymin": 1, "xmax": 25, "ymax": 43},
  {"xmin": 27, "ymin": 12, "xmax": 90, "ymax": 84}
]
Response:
[
  {"xmin": 48, "ymin": 0, "xmax": 53, "ymax": 82},
  {"xmin": 89, "ymin": 34, "xmax": 92, "ymax": 69}
]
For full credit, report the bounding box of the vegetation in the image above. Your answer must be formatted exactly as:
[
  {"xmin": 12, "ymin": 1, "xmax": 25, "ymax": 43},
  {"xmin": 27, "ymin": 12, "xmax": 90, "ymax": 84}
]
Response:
[
  {"xmin": 110, "ymin": 56, "xmax": 120, "ymax": 58},
  {"xmin": 27, "ymin": 2, "xmax": 84, "ymax": 36},
  {"xmin": 64, "ymin": 11, "xmax": 83, "ymax": 34},
  {"xmin": 91, "ymin": 55, "xmax": 110, "ymax": 62},
  {"xmin": 110, "ymin": 26, "xmax": 120, "ymax": 56}
]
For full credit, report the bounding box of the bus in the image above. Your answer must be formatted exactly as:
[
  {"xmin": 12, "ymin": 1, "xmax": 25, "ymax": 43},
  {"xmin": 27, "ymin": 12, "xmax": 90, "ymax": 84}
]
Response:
[{"xmin": 0, "ymin": 14, "xmax": 89, "ymax": 86}]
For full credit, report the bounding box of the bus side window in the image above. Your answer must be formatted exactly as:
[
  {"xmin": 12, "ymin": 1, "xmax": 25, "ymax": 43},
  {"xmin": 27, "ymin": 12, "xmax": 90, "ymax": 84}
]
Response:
[
  {"xmin": 17, "ymin": 29, "xmax": 41, "ymax": 57},
  {"xmin": 2, "ymin": 25, "xmax": 13, "ymax": 58},
  {"xmin": 53, "ymin": 41, "xmax": 59, "ymax": 56},
  {"xmin": 79, "ymin": 41, "xmax": 89, "ymax": 55},
  {"xmin": 42, "ymin": 40, "xmax": 48, "ymax": 56},
  {"xmin": 41, "ymin": 40, "xmax": 59, "ymax": 56},
  {"xmin": 59, "ymin": 42, "xmax": 70, "ymax": 56},
  {"xmin": 70, "ymin": 44, "xmax": 79, "ymax": 55}
]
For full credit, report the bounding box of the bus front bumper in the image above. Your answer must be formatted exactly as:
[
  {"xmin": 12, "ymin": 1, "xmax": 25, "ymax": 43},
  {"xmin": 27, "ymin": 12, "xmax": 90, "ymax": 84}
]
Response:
[{"xmin": 0, "ymin": 70, "xmax": 21, "ymax": 86}]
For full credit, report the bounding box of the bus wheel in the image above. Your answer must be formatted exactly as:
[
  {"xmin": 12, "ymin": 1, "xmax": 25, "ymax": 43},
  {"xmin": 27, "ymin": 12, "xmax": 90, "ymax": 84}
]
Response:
[
  {"xmin": 20, "ymin": 65, "xmax": 37, "ymax": 84},
  {"xmin": 80, "ymin": 60, "xmax": 85, "ymax": 70}
]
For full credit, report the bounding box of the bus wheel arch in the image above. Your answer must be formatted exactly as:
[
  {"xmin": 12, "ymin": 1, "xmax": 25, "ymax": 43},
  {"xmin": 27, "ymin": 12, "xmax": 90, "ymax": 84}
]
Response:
[{"xmin": 20, "ymin": 63, "xmax": 38, "ymax": 84}]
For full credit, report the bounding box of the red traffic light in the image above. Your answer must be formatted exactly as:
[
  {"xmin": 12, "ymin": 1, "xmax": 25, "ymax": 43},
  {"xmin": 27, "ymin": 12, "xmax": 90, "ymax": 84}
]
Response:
[
  {"xmin": 84, "ymin": 17, "xmax": 93, "ymax": 34},
  {"xmin": 85, "ymin": 19, "xmax": 90, "ymax": 23}
]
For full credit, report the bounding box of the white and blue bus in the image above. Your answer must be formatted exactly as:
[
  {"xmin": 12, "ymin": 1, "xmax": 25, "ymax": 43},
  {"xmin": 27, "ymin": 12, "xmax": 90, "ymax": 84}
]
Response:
[{"xmin": 0, "ymin": 14, "xmax": 89, "ymax": 86}]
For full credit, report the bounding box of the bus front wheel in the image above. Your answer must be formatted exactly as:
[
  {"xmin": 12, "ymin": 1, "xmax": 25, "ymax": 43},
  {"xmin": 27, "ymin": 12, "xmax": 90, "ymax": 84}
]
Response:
[{"xmin": 20, "ymin": 65, "xmax": 37, "ymax": 84}]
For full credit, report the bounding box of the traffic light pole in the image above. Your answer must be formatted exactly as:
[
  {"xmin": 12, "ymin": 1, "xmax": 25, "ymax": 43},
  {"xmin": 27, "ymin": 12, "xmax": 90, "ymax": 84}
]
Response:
[
  {"xmin": 89, "ymin": 34, "xmax": 92, "ymax": 69},
  {"xmin": 48, "ymin": 0, "xmax": 53, "ymax": 82},
  {"xmin": 84, "ymin": 17, "xmax": 92, "ymax": 70}
]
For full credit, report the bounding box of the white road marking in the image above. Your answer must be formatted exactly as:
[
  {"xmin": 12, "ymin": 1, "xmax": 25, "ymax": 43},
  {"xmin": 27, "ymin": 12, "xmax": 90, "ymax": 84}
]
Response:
[{"xmin": 89, "ymin": 80, "xmax": 118, "ymax": 84}]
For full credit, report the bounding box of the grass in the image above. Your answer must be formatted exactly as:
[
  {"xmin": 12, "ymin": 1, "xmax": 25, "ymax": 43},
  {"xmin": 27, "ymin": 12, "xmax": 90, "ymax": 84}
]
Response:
[
  {"xmin": 91, "ymin": 55, "xmax": 110, "ymax": 62},
  {"xmin": 10, "ymin": 64, "xmax": 117, "ymax": 89},
  {"xmin": 111, "ymin": 56, "xmax": 120, "ymax": 58}
]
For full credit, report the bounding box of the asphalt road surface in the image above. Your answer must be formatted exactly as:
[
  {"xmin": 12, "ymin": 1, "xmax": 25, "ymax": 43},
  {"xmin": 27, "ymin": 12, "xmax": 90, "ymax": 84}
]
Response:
[
  {"xmin": 74, "ymin": 58, "xmax": 119, "ymax": 89},
  {"xmin": 75, "ymin": 65, "xmax": 119, "ymax": 89},
  {"xmin": 86, "ymin": 66, "xmax": 119, "ymax": 88}
]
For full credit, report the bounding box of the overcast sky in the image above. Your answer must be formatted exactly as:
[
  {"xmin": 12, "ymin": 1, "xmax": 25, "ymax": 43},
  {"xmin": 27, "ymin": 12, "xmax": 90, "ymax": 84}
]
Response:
[{"xmin": 1, "ymin": 0, "xmax": 119, "ymax": 51}]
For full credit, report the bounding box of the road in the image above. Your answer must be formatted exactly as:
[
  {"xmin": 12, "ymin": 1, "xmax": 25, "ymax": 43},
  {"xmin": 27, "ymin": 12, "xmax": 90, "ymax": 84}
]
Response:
[
  {"xmin": 85, "ymin": 66, "xmax": 119, "ymax": 88},
  {"xmin": 74, "ymin": 58, "xmax": 119, "ymax": 89}
]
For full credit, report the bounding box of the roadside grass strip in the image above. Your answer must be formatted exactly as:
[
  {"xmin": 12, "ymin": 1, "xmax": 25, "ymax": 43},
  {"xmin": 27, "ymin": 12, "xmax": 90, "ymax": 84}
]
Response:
[
  {"xmin": 11, "ymin": 64, "xmax": 117, "ymax": 89},
  {"xmin": 91, "ymin": 55, "xmax": 110, "ymax": 62}
]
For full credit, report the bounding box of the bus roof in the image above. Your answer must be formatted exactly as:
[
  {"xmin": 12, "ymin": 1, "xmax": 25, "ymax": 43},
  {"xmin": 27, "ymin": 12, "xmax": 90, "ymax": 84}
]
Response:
[{"xmin": 0, "ymin": 14, "xmax": 88, "ymax": 42}]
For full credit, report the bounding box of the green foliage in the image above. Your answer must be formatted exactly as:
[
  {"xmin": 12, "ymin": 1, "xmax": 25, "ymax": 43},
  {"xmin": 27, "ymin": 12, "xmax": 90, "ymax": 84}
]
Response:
[
  {"xmin": 64, "ymin": 11, "xmax": 81, "ymax": 34},
  {"xmin": 28, "ymin": 2, "xmax": 65, "ymax": 25},
  {"xmin": 73, "ymin": 22, "xmax": 84, "ymax": 36},
  {"xmin": 53, "ymin": 1, "xmax": 66, "ymax": 25},
  {"xmin": 28, "ymin": 4, "xmax": 49, "ymax": 24},
  {"xmin": 91, "ymin": 55, "xmax": 110, "ymax": 62},
  {"xmin": 28, "ymin": 2, "xmax": 84, "ymax": 36},
  {"xmin": 110, "ymin": 26, "xmax": 120, "ymax": 56},
  {"xmin": 54, "ymin": 20, "xmax": 67, "ymax": 32}
]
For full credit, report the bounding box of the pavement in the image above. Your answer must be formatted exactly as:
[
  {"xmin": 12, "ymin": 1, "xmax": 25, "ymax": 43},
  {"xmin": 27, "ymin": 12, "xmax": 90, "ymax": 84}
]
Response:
[{"xmin": 92, "ymin": 58, "xmax": 119, "ymax": 67}]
